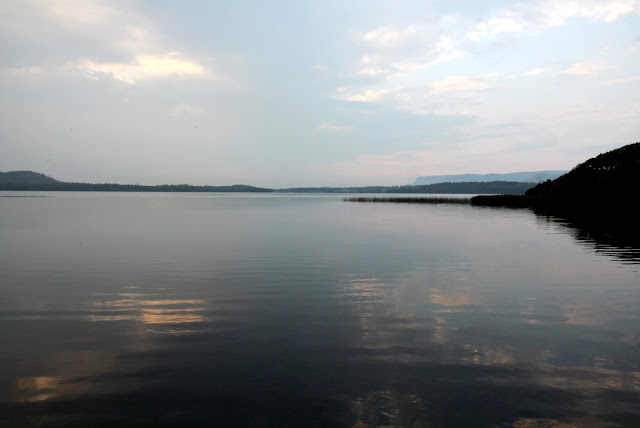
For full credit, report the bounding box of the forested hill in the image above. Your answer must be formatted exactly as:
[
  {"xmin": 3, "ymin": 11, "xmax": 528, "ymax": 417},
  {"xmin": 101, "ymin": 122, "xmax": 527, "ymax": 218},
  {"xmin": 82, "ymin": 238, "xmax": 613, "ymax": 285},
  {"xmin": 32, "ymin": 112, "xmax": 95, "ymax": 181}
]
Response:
[
  {"xmin": 0, "ymin": 171, "xmax": 271, "ymax": 192},
  {"xmin": 0, "ymin": 170, "xmax": 58, "ymax": 184},
  {"xmin": 525, "ymin": 142, "xmax": 640, "ymax": 201},
  {"xmin": 472, "ymin": 142, "xmax": 640, "ymax": 209}
]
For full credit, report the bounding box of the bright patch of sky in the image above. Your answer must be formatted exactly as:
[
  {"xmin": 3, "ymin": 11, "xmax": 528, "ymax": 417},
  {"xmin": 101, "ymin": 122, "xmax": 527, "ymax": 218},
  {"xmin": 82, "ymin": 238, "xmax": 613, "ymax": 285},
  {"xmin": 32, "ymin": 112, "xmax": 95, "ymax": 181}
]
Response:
[{"xmin": 1, "ymin": 0, "xmax": 638, "ymax": 186}]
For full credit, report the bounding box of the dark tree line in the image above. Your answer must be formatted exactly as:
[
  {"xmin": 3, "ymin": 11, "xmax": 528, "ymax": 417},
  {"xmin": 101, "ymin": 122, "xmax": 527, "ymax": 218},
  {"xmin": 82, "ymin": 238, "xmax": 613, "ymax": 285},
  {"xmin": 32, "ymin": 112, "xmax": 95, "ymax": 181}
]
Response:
[
  {"xmin": 278, "ymin": 181, "xmax": 535, "ymax": 194},
  {"xmin": 0, "ymin": 182, "xmax": 272, "ymax": 192}
]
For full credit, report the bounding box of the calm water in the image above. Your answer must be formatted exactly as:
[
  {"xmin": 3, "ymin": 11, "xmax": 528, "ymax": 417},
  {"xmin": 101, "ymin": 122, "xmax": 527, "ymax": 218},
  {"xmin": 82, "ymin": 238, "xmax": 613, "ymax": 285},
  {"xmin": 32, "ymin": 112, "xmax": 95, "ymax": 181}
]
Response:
[{"xmin": 1, "ymin": 192, "xmax": 639, "ymax": 427}]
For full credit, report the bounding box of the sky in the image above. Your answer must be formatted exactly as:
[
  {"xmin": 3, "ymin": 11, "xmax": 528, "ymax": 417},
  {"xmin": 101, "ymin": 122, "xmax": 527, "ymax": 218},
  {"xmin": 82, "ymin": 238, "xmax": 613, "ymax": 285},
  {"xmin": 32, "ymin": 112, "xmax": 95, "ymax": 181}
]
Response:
[{"xmin": 1, "ymin": 0, "xmax": 639, "ymax": 187}]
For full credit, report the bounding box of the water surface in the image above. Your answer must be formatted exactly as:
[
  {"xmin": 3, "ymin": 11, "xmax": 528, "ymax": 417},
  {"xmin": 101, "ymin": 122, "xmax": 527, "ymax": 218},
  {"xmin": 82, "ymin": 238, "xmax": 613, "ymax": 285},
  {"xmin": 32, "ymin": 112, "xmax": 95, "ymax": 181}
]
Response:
[{"xmin": 1, "ymin": 192, "xmax": 639, "ymax": 427}]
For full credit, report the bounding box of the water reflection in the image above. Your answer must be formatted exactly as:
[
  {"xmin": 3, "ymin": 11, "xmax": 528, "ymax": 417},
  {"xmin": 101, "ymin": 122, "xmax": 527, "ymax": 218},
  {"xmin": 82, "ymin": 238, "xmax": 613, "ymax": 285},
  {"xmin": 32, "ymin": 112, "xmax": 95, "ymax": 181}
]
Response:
[
  {"xmin": 429, "ymin": 288, "xmax": 474, "ymax": 307},
  {"xmin": 332, "ymin": 261, "xmax": 640, "ymax": 426},
  {"xmin": 2, "ymin": 193, "xmax": 640, "ymax": 426},
  {"xmin": 91, "ymin": 294, "xmax": 207, "ymax": 327},
  {"xmin": 12, "ymin": 350, "xmax": 118, "ymax": 403},
  {"xmin": 532, "ymin": 206, "xmax": 640, "ymax": 265},
  {"xmin": 16, "ymin": 376, "xmax": 65, "ymax": 402}
]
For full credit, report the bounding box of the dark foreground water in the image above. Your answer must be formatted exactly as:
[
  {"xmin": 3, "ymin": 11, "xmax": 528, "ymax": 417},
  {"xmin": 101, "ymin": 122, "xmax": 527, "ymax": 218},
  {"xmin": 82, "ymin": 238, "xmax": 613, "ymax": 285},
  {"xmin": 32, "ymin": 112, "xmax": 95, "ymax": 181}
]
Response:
[{"xmin": 1, "ymin": 192, "xmax": 639, "ymax": 427}]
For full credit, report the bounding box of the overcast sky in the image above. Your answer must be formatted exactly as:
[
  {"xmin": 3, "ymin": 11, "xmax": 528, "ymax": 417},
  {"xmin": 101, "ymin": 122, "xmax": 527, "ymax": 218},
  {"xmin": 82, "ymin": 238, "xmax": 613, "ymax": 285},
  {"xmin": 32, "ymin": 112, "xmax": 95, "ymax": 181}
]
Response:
[{"xmin": 1, "ymin": 1, "xmax": 639, "ymax": 187}]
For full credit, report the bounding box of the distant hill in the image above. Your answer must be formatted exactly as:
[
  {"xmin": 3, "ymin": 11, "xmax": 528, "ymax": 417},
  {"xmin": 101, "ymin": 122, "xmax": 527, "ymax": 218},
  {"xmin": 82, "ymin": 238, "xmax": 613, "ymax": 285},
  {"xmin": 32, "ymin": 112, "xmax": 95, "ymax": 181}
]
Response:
[
  {"xmin": 412, "ymin": 171, "xmax": 566, "ymax": 185},
  {"xmin": 0, "ymin": 170, "xmax": 58, "ymax": 184},
  {"xmin": 0, "ymin": 170, "xmax": 271, "ymax": 192},
  {"xmin": 279, "ymin": 181, "xmax": 535, "ymax": 194}
]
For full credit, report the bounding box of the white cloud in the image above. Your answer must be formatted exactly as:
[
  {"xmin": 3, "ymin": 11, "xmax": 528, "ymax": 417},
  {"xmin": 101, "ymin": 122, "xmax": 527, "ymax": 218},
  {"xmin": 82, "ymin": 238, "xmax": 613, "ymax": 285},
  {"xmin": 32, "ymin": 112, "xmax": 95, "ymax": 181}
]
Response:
[
  {"xmin": 540, "ymin": 0, "xmax": 635, "ymax": 26},
  {"xmin": 10, "ymin": 1, "xmax": 212, "ymax": 85},
  {"xmin": 466, "ymin": 0, "xmax": 636, "ymax": 41},
  {"xmin": 337, "ymin": 81, "xmax": 483, "ymax": 117},
  {"xmin": 361, "ymin": 25, "xmax": 427, "ymax": 47},
  {"xmin": 523, "ymin": 67, "xmax": 552, "ymax": 76},
  {"xmin": 600, "ymin": 75, "xmax": 640, "ymax": 85},
  {"xmin": 336, "ymin": 73, "xmax": 492, "ymax": 117},
  {"xmin": 430, "ymin": 76, "xmax": 490, "ymax": 94},
  {"xmin": 356, "ymin": 55, "xmax": 393, "ymax": 77},
  {"xmin": 65, "ymin": 53, "xmax": 207, "ymax": 84},
  {"xmin": 343, "ymin": 88, "xmax": 395, "ymax": 102},
  {"xmin": 354, "ymin": 34, "xmax": 464, "ymax": 80},
  {"xmin": 354, "ymin": 24, "xmax": 451, "ymax": 79},
  {"xmin": 357, "ymin": 67, "xmax": 387, "ymax": 77},
  {"xmin": 561, "ymin": 60, "xmax": 614, "ymax": 77},
  {"xmin": 357, "ymin": 58, "xmax": 425, "ymax": 79},
  {"xmin": 429, "ymin": 36, "xmax": 466, "ymax": 63},
  {"xmin": 434, "ymin": 50, "xmax": 466, "ymax": 64},
  {"xmin": 467, "ymin": 14, "xmax": 526, "ymax": 41}
]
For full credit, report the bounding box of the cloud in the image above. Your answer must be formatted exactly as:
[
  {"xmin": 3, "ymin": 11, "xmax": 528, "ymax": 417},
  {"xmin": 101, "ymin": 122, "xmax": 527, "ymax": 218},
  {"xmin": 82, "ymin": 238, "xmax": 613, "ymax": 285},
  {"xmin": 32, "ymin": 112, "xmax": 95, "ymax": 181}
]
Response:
[
  {"xmin": 523, "ymin": 67, "xmax": 552, "ymax": 76},
  {"xmin": 430, "ymin": 76, "xmax": 490, "ymax": 94},
  {"xmin": 326, "ymin": 87, "xmax": 640, "ymax": 183},
  {"xmin": 343, "ymin": 88, "xmax": 395, "ymax": 102},
  {"xmin": 66, "ymin": 52, "xmax": 207, "ymax": 84},
  {"xmin": 357, "ymin": 57, "xmax": 426, "ymax": 79},
  {"xmin": 351, "ymin": 0, "xmax": 635, "ymax": 91},
  {"xmin": 361, "ymin": 25, "xmax": 427, "ymax": 47},
  {"xmin": 540, "ymin": 0, "xmax": 636, "ymax": 25},
  {"xmin": 6, "ymin": 1, "xmax": 212, "ymax": 85},
  {"xmin": 466, "ymin": 0, "xmax": 636, "ymax": 41},
  {"xmin": 354, "ymin": 33, "xmax": 465, "ymax": 80},
  {"xmin": 336, "ymin": 75, "xmax": 490, "ymax": 117},
  {"xmin": 429, "ymin": 36, "xmax": 466, "ymax": 63},
  {"xmin": 353, "ymin": 23, "xmax": 466, "ymax": 81},
  {"xmin": 561, "ymin": 60, "xmax": 614, "ymax": 77},
  {"xmin": 600, "ymin": 75, "xmax": 640, "ymax": 86},
  {"xmin": 467, "ymin": 14, "xmax": 526, "ymax": 41},
  {"xmin": 357, "ymin": 55, "xmax": 396, "ymax": 77}
]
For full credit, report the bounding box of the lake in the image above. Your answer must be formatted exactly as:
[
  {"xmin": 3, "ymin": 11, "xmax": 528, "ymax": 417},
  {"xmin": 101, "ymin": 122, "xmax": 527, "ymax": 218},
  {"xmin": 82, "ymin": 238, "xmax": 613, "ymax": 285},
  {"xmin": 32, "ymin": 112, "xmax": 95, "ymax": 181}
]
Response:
[{"xmin": 1, "ymin": 192, "xmax": 639, "ymax": 427}]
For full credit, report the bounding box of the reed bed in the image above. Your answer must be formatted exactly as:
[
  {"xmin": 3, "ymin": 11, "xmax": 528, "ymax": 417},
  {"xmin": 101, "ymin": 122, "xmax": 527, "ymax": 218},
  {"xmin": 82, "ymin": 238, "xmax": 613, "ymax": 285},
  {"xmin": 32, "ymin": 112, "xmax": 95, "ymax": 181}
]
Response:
[{"xmin": 344, "ymin": 196, "xmax": 471, "ymax": 204}]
